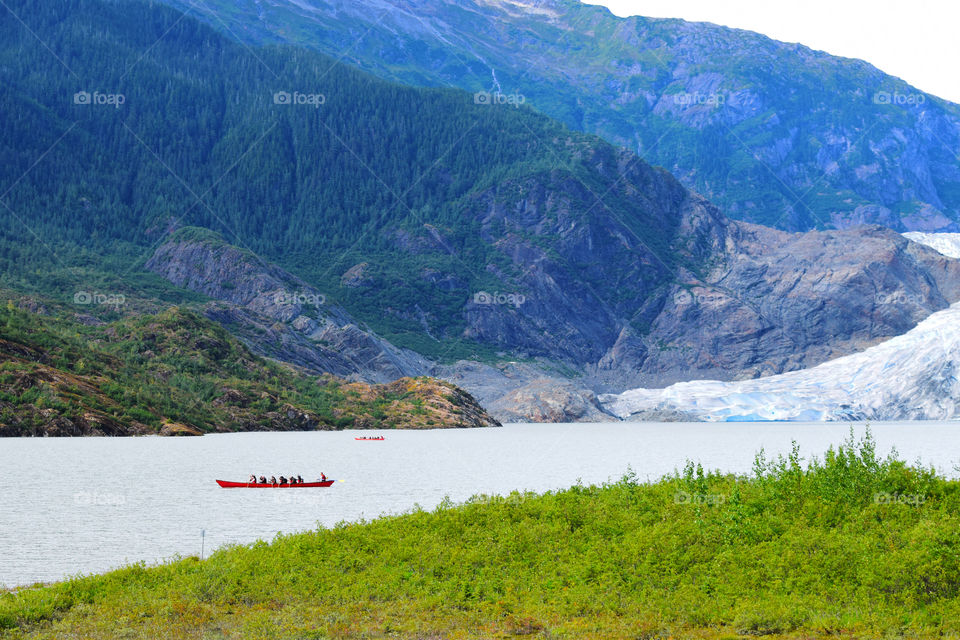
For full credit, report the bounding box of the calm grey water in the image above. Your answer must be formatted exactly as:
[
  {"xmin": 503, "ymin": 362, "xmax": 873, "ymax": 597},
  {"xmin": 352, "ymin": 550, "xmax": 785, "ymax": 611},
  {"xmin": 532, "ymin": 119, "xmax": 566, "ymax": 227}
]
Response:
[{"xmin": 1, "ymin": 421, "xmax": 958, "ymax": 587}]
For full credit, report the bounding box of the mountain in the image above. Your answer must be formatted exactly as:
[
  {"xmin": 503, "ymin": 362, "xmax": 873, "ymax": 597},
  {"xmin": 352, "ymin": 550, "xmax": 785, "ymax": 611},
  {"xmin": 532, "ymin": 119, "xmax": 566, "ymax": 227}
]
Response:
[
  {"xmin": 592, "ymin": 222, "xmax": 960, "ymax": 388},
  {"xmin": 602, "ymin": 232, "xmax": 960, "ymax": 421},
  {"xmin": 159, "ymin": 0, "xmax": 960, "ymax": 232},
  {"xmin": 146, "ymin": 223, "xmax": 960, "ymax": 419},
  {"xmin": 0, "ymin": 300, "xmax": 497, "ymax": 436},
  {"xmin": 5, "ymin": 0, "xmax": 960, "ymax": 422},
  {"xmin": 0, "ymin": 0, "xmax": 704, "ymax": 364}
]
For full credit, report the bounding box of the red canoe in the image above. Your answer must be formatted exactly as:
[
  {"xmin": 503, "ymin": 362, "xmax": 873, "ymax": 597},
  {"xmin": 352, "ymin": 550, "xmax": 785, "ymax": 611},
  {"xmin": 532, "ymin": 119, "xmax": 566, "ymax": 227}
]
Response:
[
  {"xmin": 216, "ymin": 480, "xmax": 334, "ymax": 488},
  {"xmin": 355, "ymin": 436, "xmax": 384, "ymax": 440}
]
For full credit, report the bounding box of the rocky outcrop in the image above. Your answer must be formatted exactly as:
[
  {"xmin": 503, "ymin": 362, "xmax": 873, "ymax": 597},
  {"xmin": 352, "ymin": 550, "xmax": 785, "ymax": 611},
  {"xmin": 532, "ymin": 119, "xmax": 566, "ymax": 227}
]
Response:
[
  {"xmin": 452, "ymin": 156, "xmax": 686, "ymax": 364},
  {"xmin": 340, "ymin": 263, "xmax": 373, "ymax": 288},
  {"xmin": 448, "ymin": 159, "xmax": 960, "ymax": 389},
  {"xmin": 201, "ymin": 303, "xmax": 430, "ymax": 383},
  {"xmin": 0, "ymin": 408, "xmax": 140, "ymax": 437},
  {"xmin": 488, "ymin": 380, "xmax": 611, "ymax": 423},
  {"xmin": 606, "ymin": 223, "xmax": 960, "ymax": 386},
  {"xmin": 146, "ymin": 232, "xmax": 430, "ymax": 384},
  {"xmin": 159, "ymin": 422, "xmax": 203, "ymax": 436},
  {"xmin": 0, "ymin": 353, "xmax": 137, "ymax": 437},
  {"xmin": 371, "ymin": 377, "xmax": 501, "ymax": 429},
  {"xmin": 433, "ymin": 360, "xmax": 607, "ymax": 423}
]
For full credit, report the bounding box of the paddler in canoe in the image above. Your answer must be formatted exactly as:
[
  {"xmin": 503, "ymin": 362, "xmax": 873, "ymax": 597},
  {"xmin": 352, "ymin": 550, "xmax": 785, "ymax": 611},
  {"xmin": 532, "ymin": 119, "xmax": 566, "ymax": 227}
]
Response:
[{"xmin": 236, "ymin": 474, "xmax": 310, "ymax": 486}]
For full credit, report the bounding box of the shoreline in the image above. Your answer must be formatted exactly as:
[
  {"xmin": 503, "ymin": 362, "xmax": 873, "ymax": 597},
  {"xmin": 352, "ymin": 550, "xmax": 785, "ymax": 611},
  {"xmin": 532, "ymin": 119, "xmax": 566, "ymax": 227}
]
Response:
[{"xmin": 3, "ymin": 432, "xmax": 958, "ymax": 638}]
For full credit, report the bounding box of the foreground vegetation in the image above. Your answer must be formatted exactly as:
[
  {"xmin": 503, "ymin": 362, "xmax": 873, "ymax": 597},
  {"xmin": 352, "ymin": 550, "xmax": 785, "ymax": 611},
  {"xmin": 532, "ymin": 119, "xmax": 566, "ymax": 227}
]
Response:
[
  {"xmin": 0, "ymin": 303, "xmax": 495, "ymax": 435},
  {"xmin": 2, "ymin": 431, "xmax": 958, "ymax": 638}
]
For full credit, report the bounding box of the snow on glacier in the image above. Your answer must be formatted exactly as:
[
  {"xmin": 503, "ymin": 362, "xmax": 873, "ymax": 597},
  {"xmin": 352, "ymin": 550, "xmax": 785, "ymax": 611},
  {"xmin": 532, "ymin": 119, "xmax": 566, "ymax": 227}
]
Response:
[
  {"xmin": 601, "ymin": 233, "xmax": 960, "ymax": 422},
  {"xmin": 904, "ymin": 232, "xmax": 960, "ymax": 259}
]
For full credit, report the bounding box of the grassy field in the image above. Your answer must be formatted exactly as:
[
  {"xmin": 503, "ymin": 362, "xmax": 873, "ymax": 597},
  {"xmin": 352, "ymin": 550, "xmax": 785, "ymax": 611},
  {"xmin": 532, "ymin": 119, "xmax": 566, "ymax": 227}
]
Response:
[{"xmin": 2, "ymin": 431, "xmax": 960, "ymax": 639}]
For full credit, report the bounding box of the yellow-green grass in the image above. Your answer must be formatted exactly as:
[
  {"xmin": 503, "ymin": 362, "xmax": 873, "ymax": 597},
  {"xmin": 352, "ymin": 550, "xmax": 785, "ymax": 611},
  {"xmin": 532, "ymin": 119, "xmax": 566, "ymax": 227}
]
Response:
[{"xmin": 3, "ymin": 431, "xmax": 960, "ymax": 639}]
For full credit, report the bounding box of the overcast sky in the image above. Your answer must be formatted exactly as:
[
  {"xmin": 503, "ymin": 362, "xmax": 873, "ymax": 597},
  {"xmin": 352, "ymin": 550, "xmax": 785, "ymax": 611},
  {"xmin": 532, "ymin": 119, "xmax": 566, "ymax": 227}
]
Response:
[{"xmin": 586, "ymin": 0, "xmax": 960, "ymax": 104}]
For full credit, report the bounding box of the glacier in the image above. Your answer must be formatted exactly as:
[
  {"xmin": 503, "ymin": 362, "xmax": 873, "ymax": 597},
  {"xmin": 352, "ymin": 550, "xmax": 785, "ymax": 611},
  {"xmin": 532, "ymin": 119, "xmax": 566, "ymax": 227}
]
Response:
[
  {"xmin": 903, "ymin": 232, "xmax": 960, "ymax": 259},
  {"xmin": 601, "ymin": 233, "xmax": 960, "ymax": 422}
]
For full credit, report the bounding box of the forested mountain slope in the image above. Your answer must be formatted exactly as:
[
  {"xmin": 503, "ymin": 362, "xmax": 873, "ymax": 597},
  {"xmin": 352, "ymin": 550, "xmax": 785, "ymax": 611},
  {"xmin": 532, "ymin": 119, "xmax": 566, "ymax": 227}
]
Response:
[{"xmin": 158, "ymin": 0, "xmax": 960, "ymax": 232}]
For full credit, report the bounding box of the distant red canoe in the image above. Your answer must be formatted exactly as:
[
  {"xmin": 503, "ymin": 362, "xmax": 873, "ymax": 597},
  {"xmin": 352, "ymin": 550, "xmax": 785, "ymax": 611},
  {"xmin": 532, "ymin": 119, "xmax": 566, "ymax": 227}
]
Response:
[
  {"xmin": 216, "ymin": 480, "xmax": 334, "ymax": 488},
  {"xmin": 355, "ymin": 436, "xmax": 384, "ymax": 441}
]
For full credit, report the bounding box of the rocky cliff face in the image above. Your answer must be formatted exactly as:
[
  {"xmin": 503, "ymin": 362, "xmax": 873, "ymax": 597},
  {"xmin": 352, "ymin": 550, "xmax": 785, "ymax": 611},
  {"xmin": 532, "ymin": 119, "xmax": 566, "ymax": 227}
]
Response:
[
  {"xmin": 142, "ymin": 230, "xmax": 597, "ymax": 422},
  {"xmin": 487, "ymin": 380, "xmax": 611, "ymax": 423},
  {"xmin": 146, "ymin": 207, "xmax": 960, "ymax": 423},
  {"xmin": 453, "ymin": 154, "xmax": 689, "ymax": 364},
  {"xmin": 145, "ymin": 231, "xmax": 430, "ymax": 384},
  {"xmin": 601, "ymin": 232, "xmax": 960, "ymax": 422},
  {"xmin": 444, "ymin": 153, "xmax": 960, "ymax": 389},
  {"xmin": 608, "ymin": 223, "xmax": 960, "ymax": 387},
  {"xmin": 162, "ymin": 0, "xmax": 960, "ymax": 231}
]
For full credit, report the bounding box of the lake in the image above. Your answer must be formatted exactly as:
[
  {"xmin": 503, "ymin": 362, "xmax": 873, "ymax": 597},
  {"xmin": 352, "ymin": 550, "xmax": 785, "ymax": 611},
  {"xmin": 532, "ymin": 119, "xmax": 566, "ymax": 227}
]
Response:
[{"xmin": 2, "ymin": 421, "xmax": 958, "ymax": 587}]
